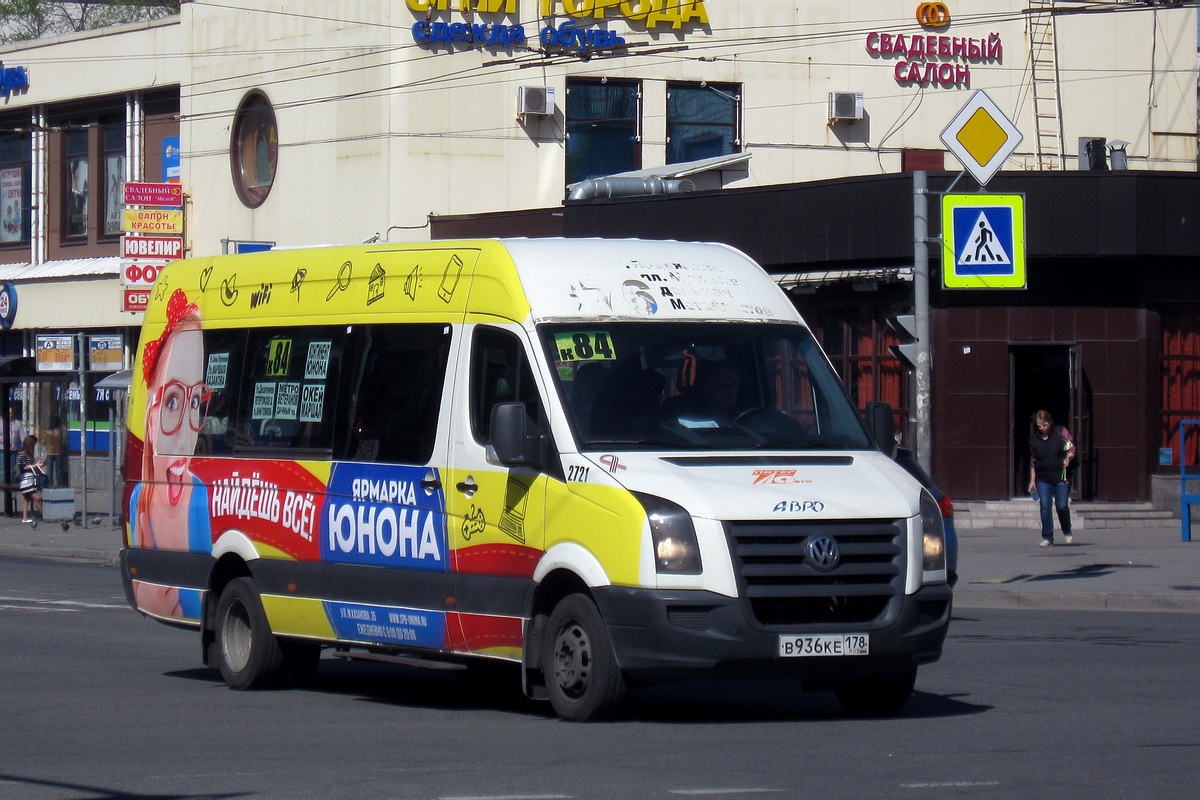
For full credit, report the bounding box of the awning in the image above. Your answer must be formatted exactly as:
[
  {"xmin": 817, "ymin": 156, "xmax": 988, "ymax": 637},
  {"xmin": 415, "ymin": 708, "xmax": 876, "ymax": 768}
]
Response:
[
  {"xmin": 95, "ymin": 369, "xmax": 132, "ymax": 391},
  {"xmin": 0, "ymin": 257, "xmax": 122, "ymax": 281},
  {"xmin": 0, "ymin": 356, "xmax": 72, "ymax": 383}
]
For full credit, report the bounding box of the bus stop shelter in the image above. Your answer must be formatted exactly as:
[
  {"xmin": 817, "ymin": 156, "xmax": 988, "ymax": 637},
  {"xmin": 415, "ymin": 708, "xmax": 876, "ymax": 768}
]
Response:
[
  {"xmin": 0, "ymin": 356, "xmax": 64, "ymax": 517},
  {"xmin": 0, "ymin": 358, "xmax": 130, "ymax": 523}
]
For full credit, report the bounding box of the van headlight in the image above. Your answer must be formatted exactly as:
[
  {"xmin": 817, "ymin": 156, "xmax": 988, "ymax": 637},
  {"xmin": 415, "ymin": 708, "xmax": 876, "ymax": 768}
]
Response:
[
  {"xmin": 920, "ymin": 490, "xmax": 946, "ymax": 574},
  {"xmin": 633, "ymin": 492, "xmax": 702, "ymax": 575}
]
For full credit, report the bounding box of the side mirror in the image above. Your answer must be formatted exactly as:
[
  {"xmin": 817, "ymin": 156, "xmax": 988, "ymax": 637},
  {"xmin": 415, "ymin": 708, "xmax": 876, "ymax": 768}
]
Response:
[
  {"xmin": 487, "ymin": 402, "xmax": 529, "ymax": 466},
  {"xmin": 865, "ymin": 401, "xmax": 897, "ymax": 458}
]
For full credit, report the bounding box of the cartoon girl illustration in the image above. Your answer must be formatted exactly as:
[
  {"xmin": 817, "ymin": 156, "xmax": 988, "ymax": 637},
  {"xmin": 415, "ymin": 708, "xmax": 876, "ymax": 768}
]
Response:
[{"xmin": 130, "ymin": 289, "xmax": 212, "ymax": 617}]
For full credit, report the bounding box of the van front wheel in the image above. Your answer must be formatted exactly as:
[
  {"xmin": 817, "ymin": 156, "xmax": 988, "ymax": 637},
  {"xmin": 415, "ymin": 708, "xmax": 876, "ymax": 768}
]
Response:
[
  {"xmin": 543, "ymin": 594, "xmax": 625, "ymax": 721},
  {"xmin": 214, "ymin": 577, "xmax": 286, "ymax": 690}
]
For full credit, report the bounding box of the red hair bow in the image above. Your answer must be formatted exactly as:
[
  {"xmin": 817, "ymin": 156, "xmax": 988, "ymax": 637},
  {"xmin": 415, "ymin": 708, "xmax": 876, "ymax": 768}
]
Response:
[{"xmin": 141, "ymin": 289, "xmax": 199, "ymax": 384}]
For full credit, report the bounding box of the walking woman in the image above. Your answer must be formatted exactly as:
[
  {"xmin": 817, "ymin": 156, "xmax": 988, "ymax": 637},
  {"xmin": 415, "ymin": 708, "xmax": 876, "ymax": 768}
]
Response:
[
  {"xmin": 1027, "ymin": 409, "xmax": 1076, "ymax": 547},
  {"xmin": 16, "ymin": 434, "xmax": 45, "ymax": 528}
]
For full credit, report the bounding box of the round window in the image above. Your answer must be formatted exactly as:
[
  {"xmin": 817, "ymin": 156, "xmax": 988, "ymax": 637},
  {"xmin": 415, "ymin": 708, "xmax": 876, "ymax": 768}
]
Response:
[{"xmin": 230, "ymin": 92, "xmax": 278, "ymax": 208}]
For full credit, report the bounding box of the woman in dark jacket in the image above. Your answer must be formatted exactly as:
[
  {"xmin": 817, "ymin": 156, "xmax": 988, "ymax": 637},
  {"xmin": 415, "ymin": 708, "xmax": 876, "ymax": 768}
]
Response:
[{"xmin": 1027, "ymin": 410, "xmax": 1076, "ymax": 547}]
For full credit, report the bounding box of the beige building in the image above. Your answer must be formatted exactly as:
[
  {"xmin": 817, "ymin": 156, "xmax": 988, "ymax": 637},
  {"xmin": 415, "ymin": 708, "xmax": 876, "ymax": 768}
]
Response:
[{"xmin": 0, "ymin": 1, "xmax": 1194, "ymax": 502}]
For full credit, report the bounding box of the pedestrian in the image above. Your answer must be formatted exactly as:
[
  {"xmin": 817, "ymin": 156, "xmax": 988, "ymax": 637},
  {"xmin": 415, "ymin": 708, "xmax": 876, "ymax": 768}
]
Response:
[
  {"xmin": 16, "ymin": 434, "xmax": 45, "ymax": 528},
  {"xmin": 41, "ymin": 416, "xmax": 64, "ymax": 488},
  {"xmin": 1027, "ymin": 409, "xmax": 1076, "ymax": 547},
  {"xmin": 7, "ymin": 406, "xmax": 25, "ymax": 479}
]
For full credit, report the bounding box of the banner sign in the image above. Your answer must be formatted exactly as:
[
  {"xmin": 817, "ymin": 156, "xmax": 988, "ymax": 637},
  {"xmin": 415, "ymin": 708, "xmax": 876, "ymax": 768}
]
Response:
[
  {"xmin": 122, "ymin": 208, "xmax": 183, "ymax": 235},
  {"xmin": 88, "ymin": 334, "xmax": 124, "ymax": 372},
  {"xmin": 121, "ymin": 260, "xmax": 168, "ymax": 288},
  {"xmin": 123, "ymin": 287, "xmax": 150, "ymax": 313},
  {"xmin": 122, "ymin": 235, "xmax": 183, "ymax": 260},
  {"xmin": 36, "ymin": 334, "xmax": 75, "ymax": 372},
  {"xmin": 124, "ymin": 181, "xmax": 183, "ymax": 208}
]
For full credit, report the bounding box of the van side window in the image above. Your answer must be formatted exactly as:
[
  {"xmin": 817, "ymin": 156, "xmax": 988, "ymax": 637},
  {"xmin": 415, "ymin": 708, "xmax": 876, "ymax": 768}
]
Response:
[
  {"xmin": 198, "ymin": 328, "xmax": 247, "ymax": 456},
  {"xmin": 230, "ymin": 326, "xmax": 345, "ymax": 454},
  {"xmin": 470, "ymin": 327, "xmax": 544, "ymax": 444},
  {"xmin": 335, "ymin": 324, "xmax": 452, "ymax": 465}
]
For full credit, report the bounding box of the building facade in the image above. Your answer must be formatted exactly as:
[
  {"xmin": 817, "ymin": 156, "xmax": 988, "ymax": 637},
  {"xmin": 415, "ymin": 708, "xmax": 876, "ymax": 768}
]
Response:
[{"xmin": 0, "ymin": 1, "xmax": 1195, "ymax": 505}]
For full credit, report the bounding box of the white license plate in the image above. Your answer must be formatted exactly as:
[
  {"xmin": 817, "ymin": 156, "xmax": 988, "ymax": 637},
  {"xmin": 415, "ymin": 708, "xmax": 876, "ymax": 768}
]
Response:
[{"xmin": 778, "ymin": 633, "xmax": 869, "ymax": 658}]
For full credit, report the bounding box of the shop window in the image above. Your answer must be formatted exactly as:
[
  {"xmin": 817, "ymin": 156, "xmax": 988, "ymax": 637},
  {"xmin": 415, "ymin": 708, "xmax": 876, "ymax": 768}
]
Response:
[
  {"xmin": 1160, "ymin": 306, "xmax": 1200, "ymax": 467},
  {"xmin": 230, "ymin": 91, "xmax": 278, "ymax": 208},
  {"xmin": 0, "ymin": 127, "xmax": 31, "ymax": 245},
  {"xmin": 807, "ymin": 307, "xmax": 910, "ymax": 442},
  {"xmin": 565, "ymin": 79, "xmax": 640, "ymax": 185},
  {"xmin": 101, "ymin": 122, "xmax": 125, "ymax": 238},
  {"xmin": 64, "ymin": 128, "xmax": 88, "ymax": 239},
  {"xmin": 666, "ymin": 82, "xmax": 740, "ymax": 164}
]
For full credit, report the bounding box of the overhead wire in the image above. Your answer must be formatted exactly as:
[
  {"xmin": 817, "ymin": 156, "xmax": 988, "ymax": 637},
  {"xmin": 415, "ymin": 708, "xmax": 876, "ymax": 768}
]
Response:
[{"xmin": 22, "ymin": 1, "xmax": 1184, "ymax": 157}]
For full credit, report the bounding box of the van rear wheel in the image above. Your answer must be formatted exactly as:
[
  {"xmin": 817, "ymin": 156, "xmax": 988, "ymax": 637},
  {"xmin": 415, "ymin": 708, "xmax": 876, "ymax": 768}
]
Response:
[
  {"xmin": 833, "ymin": 669, "xmax": 917, "ymax": 717},
  {"xmin": 214, "ymin": 577, "xmax": 286, "ymax": 690},
  {"xmin": 543, "ymin": 594, "xmax": 625, "ymax": 721}
]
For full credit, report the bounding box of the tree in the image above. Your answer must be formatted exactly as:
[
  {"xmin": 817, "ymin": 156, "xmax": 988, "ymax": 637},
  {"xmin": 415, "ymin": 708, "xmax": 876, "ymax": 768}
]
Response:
[{"xmin": 0, "ymin": 1, "xmax": 179, "ymax": 44}]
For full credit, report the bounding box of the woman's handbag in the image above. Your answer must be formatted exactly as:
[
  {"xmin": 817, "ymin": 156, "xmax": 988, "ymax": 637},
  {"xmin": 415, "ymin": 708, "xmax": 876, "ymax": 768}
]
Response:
[{"xmin": 18, "ymin": 470, "xmax": 37, "ymax": 492}]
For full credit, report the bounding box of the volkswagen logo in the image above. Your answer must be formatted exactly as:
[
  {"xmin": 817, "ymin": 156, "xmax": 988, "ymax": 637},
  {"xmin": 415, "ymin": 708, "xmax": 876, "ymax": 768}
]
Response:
[
  {"xmin": 805, "ymin": 534, "xmax": 841, "ymax": 571},
  {"xmin": 916, "ymin": 2, "xmax": 951, "ymax": 28}
]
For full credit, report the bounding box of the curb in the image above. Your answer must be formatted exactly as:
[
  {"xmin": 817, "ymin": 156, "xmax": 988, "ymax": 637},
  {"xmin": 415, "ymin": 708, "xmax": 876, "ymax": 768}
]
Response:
[
  {"xmin": 954, "ymin": 589, "xmax": 1200, "ymax": 614},
  {"xmin": 0, "ymin": 544, "xmax": 118, "ymax": 567}
]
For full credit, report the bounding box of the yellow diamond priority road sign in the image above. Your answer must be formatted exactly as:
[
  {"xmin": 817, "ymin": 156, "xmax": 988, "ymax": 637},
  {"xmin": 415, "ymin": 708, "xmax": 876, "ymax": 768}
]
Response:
[{"xmin": 940, "ymin": 90, "xmax": 1023, "ymax": 187}]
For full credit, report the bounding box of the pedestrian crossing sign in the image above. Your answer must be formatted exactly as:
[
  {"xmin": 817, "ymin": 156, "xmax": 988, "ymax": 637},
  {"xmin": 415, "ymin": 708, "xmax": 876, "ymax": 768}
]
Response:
[{"xmin": 941, "ymin": 193, "xmax": 1026, "ymax": 289}]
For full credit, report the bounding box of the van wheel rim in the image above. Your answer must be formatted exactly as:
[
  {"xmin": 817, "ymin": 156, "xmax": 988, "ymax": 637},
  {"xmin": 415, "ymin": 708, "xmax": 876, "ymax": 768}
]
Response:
[
  {"xmin": 551, "ymin": 620, "xmax": 591, "ymax": 699},
  {"xmin": 222, "ymin": 601, "xmax": 253, "ymax": 672}
]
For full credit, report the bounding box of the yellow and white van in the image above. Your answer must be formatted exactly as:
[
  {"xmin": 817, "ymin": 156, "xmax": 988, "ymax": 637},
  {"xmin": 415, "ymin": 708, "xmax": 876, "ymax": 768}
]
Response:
[{"xmin": 121, "ymin": 238, "xmax": 950, "ymax": 720}]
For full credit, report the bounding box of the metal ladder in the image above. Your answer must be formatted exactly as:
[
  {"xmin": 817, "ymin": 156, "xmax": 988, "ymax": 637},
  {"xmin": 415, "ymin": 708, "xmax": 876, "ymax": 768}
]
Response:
[{"xmin": 1027, "ymin": 0, "xmax": 1063, "ymax": 170}]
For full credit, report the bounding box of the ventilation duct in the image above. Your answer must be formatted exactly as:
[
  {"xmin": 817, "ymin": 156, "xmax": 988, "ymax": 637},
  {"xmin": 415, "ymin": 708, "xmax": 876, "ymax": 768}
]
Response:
[{"xmin": 566, "ymin": 176, "xmax": 696, "ymax": 203}]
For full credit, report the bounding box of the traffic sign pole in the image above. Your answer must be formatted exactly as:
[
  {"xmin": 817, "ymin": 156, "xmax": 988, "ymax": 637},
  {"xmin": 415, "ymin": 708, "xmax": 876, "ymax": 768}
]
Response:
[{"xmin": 912, "ymin": 171, "xmax": 932, "ymax": 474}]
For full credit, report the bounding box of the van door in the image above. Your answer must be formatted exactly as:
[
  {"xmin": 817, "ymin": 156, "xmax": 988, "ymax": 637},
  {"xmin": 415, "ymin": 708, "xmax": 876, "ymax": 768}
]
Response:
[{"xmin": 446, "ymin": 323, "xmax": 549, "ymax": 659}]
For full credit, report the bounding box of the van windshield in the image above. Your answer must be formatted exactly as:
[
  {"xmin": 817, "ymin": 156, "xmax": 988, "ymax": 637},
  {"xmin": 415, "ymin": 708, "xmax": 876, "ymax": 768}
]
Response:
[{"xmin": 539, "ymin": 322, "xmax": 874, "ymax": 452}]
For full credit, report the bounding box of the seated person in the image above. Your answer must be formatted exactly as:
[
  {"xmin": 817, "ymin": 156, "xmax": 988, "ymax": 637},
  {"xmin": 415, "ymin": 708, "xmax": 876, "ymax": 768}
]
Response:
[{"xmin": 667, "ymin": 361, "xmax": 741, "ymax": 428}]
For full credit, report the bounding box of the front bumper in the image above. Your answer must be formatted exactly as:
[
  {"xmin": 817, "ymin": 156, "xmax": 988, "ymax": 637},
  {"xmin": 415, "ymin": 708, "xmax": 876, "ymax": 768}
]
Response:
[{"xmin": 592, "ymin": 583, "xmax": 952, "ymax": 683}]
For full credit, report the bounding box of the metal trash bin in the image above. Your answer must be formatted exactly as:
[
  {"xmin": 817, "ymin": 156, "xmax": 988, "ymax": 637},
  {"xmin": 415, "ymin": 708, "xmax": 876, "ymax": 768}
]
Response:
[{"xmin": 41, "ymin": 487, "xmax": 74, "ymax": 523}]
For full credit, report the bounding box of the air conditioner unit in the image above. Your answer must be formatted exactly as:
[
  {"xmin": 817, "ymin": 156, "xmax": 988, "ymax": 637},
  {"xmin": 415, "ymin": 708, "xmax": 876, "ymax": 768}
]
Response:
[
  {"xmin": 828, "ymin": 92, "xmax": 864, "ymax": 122},
  {"xmin": 517, "ymin": 86, "xmax": 555, "ymax": 116}
]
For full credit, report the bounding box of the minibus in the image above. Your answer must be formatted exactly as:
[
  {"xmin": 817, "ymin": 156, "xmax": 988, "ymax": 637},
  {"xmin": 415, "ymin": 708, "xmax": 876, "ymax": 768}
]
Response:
[{"xmin": 121, "ymin": 238, "xmax": 950, "ymax": 720}]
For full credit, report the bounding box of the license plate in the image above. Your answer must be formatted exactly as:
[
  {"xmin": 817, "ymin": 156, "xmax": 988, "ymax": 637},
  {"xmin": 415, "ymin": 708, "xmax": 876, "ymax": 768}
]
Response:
[{"xmin": 778, "ymin": 633, "xmax": 869, "ymax": 658}]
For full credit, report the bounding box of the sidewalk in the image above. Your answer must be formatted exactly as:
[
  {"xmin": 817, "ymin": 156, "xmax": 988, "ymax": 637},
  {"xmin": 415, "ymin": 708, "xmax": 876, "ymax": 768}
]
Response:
[
  {"xmin": 952, "ymin": 523, "xmax": 1200, "ymax": 613},
  {"xmin": 1, "ymin": 505, "xmax": 1198, "ymax": 613}
]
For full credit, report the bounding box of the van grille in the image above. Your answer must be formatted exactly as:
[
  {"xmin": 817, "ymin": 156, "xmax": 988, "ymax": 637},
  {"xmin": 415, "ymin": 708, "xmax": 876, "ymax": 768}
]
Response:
[{"xmin": 725, "ymin": 520, "xmax": 905, "ymax": 626}]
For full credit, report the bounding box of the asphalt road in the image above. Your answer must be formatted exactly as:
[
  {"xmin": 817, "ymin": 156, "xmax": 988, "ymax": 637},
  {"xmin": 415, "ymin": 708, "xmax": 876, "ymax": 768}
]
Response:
[{"xmin": 2, "ymin": 557, "xmax": 1199, "ymax": 799}]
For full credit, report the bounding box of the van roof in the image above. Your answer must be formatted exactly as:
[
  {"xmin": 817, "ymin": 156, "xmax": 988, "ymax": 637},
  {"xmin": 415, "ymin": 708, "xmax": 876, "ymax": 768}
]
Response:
[{"xmin": 142, "ymin": 238, "xmax": 801, "ymax": 328}]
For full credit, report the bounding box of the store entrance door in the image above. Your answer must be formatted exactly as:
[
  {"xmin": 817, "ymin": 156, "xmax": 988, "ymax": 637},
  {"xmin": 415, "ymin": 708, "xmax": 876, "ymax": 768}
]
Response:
[{"xmin": 1010, "ymin": 345, "xmax": 1087, "ymax": 499}]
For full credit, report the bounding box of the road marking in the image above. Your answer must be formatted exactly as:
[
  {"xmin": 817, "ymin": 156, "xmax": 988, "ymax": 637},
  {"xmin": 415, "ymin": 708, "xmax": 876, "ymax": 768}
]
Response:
[
  {"xmin": 670, "ymin": 791, "xmax": 782, "ymax": 796},
  {"xmin": 441, "ymin": 795, "xmax": 572, "ymax": 800},
  {"xmin": 0, "ymin": 595, "xmax": 126, "ymax": 610},
  {"xmin": 900, "ymin": 782, "xmax": 1001, "ymax": 789}
]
